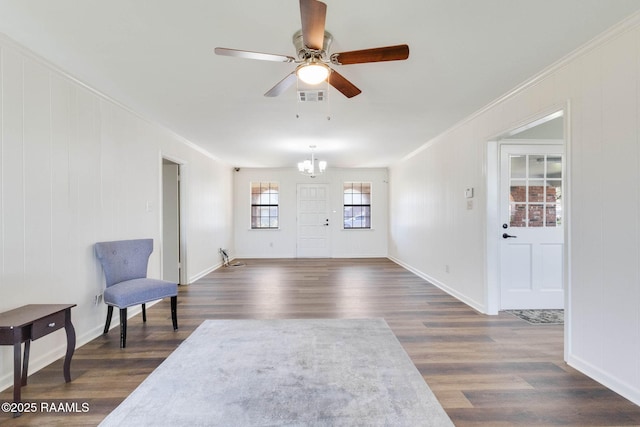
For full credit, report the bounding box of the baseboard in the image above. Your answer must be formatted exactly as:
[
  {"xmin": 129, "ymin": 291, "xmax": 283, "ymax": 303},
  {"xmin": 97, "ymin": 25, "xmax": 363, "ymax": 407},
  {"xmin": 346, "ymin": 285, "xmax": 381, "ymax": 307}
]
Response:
[
  {"xmin": 329, "ymin": 254, "xmax": 389, "ymax": 259},
  {"xmin": 567, "ymin": 353, "xmax": 640, "ymax": 406},
  {"xmin": 233, "ymin": 254, "xmax": 388, "ymax": 259},
  {"xmin": 187, "ymin": 262, "xmax": 223, "ymax": 284},
  {"xmin": 0, "ymin": 257, "xmax": 484, "ymax": 393},
  {"xmin": 387, "ymin": 256, "xmax": 487, "ymax": 314}
]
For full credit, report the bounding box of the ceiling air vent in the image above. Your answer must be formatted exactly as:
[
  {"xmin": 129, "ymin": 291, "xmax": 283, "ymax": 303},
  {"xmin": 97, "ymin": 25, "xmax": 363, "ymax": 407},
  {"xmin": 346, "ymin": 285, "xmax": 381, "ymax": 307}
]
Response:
[{"xmin": 298, "ymin": 90, "xmax": 326, "ymax": 102}]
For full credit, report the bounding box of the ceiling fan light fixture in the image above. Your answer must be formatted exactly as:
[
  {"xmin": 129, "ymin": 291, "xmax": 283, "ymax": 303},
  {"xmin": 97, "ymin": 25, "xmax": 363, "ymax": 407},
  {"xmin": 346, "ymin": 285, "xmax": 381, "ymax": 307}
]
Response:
[
  {"xmin": 297, "ymin": 62, "xmax": 329, "ymax": 85},
  {"xmin": 216, "ymin": 0, "xmax": 410, "ymax": 99}
]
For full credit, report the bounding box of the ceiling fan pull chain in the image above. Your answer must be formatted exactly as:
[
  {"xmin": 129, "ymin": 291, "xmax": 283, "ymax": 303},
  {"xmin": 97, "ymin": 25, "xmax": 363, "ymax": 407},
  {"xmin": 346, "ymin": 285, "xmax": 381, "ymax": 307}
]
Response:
[
  {"xmin": 296, "ymin": 76, "xmax": 301, "ymax": 119},
  {"xmin": 326, "ymin": 78, "xmax": 331, "ymax": 121}
]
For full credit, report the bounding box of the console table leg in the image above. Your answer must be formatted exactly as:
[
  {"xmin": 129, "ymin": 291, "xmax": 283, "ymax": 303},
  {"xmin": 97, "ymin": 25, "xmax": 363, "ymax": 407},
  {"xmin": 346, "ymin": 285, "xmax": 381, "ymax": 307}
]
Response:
[
  {"xmin": 63, "ymin": 308, "xmax": 76, "ymax": 383},
  {"xmin": 21, "ymin": 340, "xmax": 30, "ymax": 386},
  {"xmin": 0, "ymin": 304, "xmax": 77, "ymax": 417},
  {"xmin": 12, "ymin": 339, "xmax": 22, "ymax": 417}
]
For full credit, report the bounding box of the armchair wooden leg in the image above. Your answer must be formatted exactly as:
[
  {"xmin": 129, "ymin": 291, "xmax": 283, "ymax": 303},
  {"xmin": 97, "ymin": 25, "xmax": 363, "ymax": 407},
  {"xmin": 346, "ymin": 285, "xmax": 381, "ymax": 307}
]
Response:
[
  {"xmin": 104, "ymin": 306, "xmax": 114, "ymax": 334},
  {"xmin": 142, "ymin": 303, "xmax": 146, "ymax": 322},
  {"xmin": 119, "ymin": 308, "xmax": 127, "ymax": 348},
  {"xmin": 171, "ymin": 296, "xmax": 178, "ymax": 330}
]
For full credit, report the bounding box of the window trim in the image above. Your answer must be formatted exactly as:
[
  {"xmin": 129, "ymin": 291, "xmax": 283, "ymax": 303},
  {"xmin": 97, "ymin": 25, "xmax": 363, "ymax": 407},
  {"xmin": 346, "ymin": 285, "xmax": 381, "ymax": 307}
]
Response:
[
  {"xmin": 343, "ymin": 182, "xmax": 371, "ymax": 230},
  {"xmin": 250, "ymin": 181, "xmax": 279, "ymax": 230}
]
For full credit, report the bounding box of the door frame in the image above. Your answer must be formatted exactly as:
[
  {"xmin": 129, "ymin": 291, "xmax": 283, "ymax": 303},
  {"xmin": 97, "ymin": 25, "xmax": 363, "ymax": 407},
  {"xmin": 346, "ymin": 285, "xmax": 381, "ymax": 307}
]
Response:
[
  {"xmin": 484, "ymin": 104, "xmax": 571, "ymax": 359},
  {"xmin": 161, "ymin": 155, "xmax": 187, "ymax": 285}
]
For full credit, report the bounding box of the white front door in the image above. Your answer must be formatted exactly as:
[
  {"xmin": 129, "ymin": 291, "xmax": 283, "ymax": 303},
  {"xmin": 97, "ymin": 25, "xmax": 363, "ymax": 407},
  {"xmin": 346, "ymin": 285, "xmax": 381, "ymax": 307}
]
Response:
[
  {"xmin": 500, "ymin": 143, "xmax": 564, "ymax": 309},
  {"xmin": 297, "ymin": 183, "xmax": 330, "ymax": 257}
]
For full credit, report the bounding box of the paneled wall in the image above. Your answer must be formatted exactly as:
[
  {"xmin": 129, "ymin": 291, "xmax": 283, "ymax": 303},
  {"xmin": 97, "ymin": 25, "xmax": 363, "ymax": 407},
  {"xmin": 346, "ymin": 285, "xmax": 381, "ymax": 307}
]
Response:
[
  {"xmin": 389, "ymin": 17, "xmax": 640, "ymax": 404},
  {"xmin": 233, "ymin": 168, "xmax": 388, "ymax": 258},
  {"xmin": 0, "ymin": 37, "xmax": 233, "ymax": 390}
]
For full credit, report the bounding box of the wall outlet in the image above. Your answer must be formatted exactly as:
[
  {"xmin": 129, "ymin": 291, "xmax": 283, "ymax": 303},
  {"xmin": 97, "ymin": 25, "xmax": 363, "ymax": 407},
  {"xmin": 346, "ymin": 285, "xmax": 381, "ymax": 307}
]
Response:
[
  {"xmin": 445, "ymin": 264, "xmax": 450, "ymax": 273},
  {"xmin": 94, "ymin": 294, "xmax": 103, "ymax": 305}
]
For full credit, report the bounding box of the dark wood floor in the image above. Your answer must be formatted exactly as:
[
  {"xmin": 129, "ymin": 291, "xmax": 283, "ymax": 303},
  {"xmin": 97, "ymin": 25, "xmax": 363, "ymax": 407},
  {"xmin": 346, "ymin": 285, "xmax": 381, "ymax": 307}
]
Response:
[{"xmin": 2, "ymin": 258, "xmax": 640, "ymax": 426}]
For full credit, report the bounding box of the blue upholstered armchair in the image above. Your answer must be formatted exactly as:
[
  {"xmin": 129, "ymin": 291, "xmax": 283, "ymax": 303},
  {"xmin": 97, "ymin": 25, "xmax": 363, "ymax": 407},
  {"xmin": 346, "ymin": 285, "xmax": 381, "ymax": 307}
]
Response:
[{"xmin": 95, "ymin": 239, "xmax": 178, "ymax": 348}]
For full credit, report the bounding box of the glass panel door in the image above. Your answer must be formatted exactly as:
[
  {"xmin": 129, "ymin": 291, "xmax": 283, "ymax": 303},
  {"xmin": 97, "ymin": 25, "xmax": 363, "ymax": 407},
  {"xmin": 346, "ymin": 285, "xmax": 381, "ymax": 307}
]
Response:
[{"xmin": 509, "ymin": 154, "xmax": 563, "ymax": 228}]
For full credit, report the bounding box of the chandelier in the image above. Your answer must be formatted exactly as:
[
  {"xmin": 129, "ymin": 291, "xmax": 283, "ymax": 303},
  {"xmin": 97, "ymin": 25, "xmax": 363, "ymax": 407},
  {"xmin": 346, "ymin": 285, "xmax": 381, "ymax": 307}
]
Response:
[{"xmin": 298, "ymin": 145, "xmax": 327, "ymax": 178}]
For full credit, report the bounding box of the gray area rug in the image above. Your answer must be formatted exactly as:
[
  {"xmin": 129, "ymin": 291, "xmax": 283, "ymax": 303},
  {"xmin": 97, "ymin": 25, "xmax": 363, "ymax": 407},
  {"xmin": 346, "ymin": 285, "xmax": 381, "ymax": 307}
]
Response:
[
  {"xmin": 99, "ymin": 318, "xmax": 453, "ymax": 427},
  {"xmin": 505, "ymin": 309, "xmax": 564, "ymax": 324}
]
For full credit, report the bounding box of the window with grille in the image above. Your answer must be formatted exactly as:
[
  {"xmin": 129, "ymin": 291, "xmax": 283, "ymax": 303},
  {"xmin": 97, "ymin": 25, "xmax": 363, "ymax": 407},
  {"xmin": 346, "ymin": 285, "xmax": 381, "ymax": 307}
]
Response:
[
  {"xmin": 508, "ymin": 154, "xmax": 562, "ymax": 228},
  {"xmin": 251, "ymin": 182, "xmax": 279, "ymax": 229},
  {"xmin": 343, "ymin": 182, "xmax": 371, "ymax": 229}
]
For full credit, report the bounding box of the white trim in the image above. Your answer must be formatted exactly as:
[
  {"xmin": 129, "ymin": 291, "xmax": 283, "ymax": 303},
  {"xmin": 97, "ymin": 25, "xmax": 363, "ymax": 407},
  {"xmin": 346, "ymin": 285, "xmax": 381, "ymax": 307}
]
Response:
[
  {"xmin": 388, "ymin": 256, "xmax": 487, "ymax": 314},
  {"xmin": 562, "ymin": 100, "xmax": 573, "ymax": 364},
  {"xmin": 484, "ymin": 140, "xmax": 500, "ymax": 314},
  {"xmin": 568, "ymin": 354, "xmax": 640, "ymax": 406},
  {"xmin": 0, "ymin": 32, "xmax": 225, "ymax": 164},
  {"xmin": 398, "ymin": 10, "xmax": 640, "ymax": 165},
  {"xmin": 188, "ymin": 262, "xmax": 222, "ymax": 284},
  {"xmin": 485, "ymin": 107, "xmax": 569, "ymax": 314},
  {"xmin": 160, "ymin": 154, "xmax": 189, "ymax": 285},
  {"xmin": 502, "ymin": 110, "xmax": 564, "ymax": 139}
]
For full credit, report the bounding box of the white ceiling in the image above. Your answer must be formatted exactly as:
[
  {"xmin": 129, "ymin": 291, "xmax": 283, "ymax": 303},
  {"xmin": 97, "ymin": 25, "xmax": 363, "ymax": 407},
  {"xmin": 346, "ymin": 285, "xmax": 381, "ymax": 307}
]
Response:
[{"xmin": 1, "ymin": 0, "xmax": 640, "ymax": 168}]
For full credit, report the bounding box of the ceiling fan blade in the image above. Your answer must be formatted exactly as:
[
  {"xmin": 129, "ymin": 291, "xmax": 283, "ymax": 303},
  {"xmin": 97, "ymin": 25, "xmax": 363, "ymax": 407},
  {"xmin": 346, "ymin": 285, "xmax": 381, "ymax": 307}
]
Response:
[
  {"xmin": 328, "ymin": 69, "xmax": 361, "ymax": 98},
  {"xmin": 215, "ymin": 47, "xmax": 295, "ymax": 63},
  {"xmin": 330, "ymin": 44, "xmax": 410, "ymax": 65},
  {"xmin": 300, "ymin": 0, "xmax": 327, "ymax": 50},
  {"xmin": 264, "ymin": 72, "xmax": 297, "ymax": 97}
]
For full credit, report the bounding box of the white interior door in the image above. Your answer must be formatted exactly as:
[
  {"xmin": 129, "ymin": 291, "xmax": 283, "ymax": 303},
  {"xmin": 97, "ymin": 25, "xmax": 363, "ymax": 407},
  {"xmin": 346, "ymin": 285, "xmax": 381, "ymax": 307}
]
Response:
[
  {"xmin": 500, "ymin": 144, "xmax": 564, "ymax": 309},
  {"xmin": 297, "ymin": 183, "xmax": 330, "ymax": 257}
]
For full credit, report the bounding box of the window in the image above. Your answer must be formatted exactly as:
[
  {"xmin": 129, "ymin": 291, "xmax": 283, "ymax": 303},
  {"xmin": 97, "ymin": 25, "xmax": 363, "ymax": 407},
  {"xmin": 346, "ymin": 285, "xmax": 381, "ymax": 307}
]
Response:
[
  {"xmin": 343, "ymin": 182, "xmax": 371, "ymax": 229},
  {"xmin": 251, "ymin": 182, "xmax": 279, "ymax": 229},
  {"xmin": 509, "ymin": 154, "xmax": 562, "ymax": 228}
]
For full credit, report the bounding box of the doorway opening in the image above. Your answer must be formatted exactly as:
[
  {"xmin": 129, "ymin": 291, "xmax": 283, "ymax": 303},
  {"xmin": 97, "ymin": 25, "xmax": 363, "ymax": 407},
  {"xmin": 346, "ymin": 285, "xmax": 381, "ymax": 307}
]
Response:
[
  {"xmin": 486, "ymin": 109, "xmax": 568, "ymax": 315},
  {"xmin": 162, "ymin": 158, "xmax": 183, "ymax": 284}
]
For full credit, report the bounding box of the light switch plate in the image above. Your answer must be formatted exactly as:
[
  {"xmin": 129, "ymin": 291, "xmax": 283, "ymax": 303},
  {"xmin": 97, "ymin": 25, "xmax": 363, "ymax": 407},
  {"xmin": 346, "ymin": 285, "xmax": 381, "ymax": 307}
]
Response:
[{"xmin": 465, "ymin": 187, "xmax": 474, "ymax": 198}]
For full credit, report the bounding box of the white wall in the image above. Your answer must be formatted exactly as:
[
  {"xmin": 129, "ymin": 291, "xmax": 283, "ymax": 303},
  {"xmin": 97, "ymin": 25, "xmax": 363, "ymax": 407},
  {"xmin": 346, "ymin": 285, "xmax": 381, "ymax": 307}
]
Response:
[
  {"xmin": 3, "ymin": 11, "xmax": 639, "ymax": 409},
  {"xmin": 389, "ymin": 128, "xmax": 485, "ymax": 311},
  {"xmin": 0, "ymin": 36, "xmax": 233, "ymax": 390},
  {"xmin": 233, "ymin": 168, "xmax": 388, "ymax": 258},
  {"xmin": 389, "ymin": 16, "xmax": 640, "ymax": 404}
]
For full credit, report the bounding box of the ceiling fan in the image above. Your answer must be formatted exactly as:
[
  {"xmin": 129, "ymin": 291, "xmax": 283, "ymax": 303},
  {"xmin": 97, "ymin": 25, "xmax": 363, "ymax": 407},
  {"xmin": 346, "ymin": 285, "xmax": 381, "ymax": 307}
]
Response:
[{"xmin": 214, "ymin": 0, "xmax": 409, "ymax": 98}]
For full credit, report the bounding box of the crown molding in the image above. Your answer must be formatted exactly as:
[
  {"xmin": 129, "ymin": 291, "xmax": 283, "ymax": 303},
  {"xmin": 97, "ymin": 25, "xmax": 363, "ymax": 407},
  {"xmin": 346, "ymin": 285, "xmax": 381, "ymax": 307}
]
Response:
[
  {"xmin": 398, "ymin": 10, "xmax": 640, "ymax": 164},
  {"xmin": 0, "ymin": 32, "xmax": 225, "ymax": 164}
]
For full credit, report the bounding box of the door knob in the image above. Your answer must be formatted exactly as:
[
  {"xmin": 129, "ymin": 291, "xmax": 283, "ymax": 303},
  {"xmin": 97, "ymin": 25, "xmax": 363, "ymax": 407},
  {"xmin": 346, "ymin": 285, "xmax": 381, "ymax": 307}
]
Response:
[{"xmin": 502, "ymin": 233, "xmax": 517, "ymax": 239}]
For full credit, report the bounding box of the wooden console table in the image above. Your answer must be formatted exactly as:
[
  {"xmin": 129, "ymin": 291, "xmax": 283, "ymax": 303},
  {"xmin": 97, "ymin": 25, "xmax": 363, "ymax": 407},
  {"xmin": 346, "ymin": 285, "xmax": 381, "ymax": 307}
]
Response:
[{"xmin": 0, "ymin": 304, "xmax": 76, "ymax": 412}]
